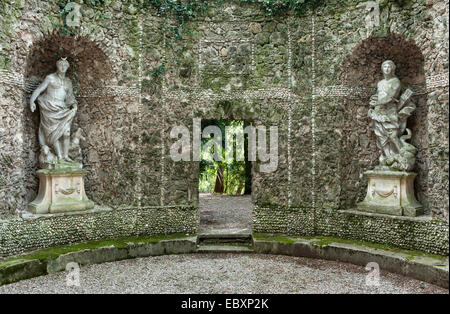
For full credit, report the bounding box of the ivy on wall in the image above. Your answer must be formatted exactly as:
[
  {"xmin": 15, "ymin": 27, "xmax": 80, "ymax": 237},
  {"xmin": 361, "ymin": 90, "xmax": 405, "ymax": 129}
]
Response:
[
  {"xmin": 146, "ymin": 0, "xmax": 210, "ymax": 40},
  {"xmin": 144, "ymin": 0, "xmax": 336, "ymax": 39},
  {"xmin": 242, "ymin": 0, "xmax": 326, "ymax": 16},
  {"xmin": 55, "ymin": 0, "xmax": 342, "ymax": 38},
  {"xmin": 51, "ymin": 0, "xmax": 349, "ymax": 78},
  {"xmin": 142, "ymin": 0, "xmax": 336, "ymax": 77}
]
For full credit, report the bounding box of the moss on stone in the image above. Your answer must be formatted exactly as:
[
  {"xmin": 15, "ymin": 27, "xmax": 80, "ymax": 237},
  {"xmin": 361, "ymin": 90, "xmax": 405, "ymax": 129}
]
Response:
[
  {"xmin": 252, "ymin": 233, "xmax": 296, "ymax": 244},
  {"xmin": 199, "ymin": 65, "xmax": 231, "ymax": 90},
  {"xmin": 2, "ymin": 233, "xmax": 193, "ymax": 264},
  {"xmin": 0, "ymin": 259, "xmax": 29, "ymax": 271},
  {"xmin": 253, "ymin": 233, "xmax": 448, "ymax": 261},
  {"xmin": 0, "ymin": 258, "xmax": 46, "ymax": 286}
]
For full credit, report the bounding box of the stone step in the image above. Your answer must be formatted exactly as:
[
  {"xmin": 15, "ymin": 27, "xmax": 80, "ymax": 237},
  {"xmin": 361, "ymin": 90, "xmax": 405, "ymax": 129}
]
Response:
[
  {"xmin": 197, "ymin": 229, "xmax": 253, "ymax": 246},
  {"xmin": 197, "ymin": 245, "xmax": 254, "ymax": 253},
  {"xmin": 198, "ymin": 238, "xmax": 253, "ymax": 245}
]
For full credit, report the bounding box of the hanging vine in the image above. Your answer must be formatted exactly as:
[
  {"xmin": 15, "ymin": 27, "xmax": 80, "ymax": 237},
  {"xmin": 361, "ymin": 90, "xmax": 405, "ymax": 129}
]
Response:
[
  {"xmin": 52, "ymin": 0, "xmax": 349, "ymax": 78},
  {"xmin": 55, "ymin": 0, "xmax": 336, "ymax": 38}
]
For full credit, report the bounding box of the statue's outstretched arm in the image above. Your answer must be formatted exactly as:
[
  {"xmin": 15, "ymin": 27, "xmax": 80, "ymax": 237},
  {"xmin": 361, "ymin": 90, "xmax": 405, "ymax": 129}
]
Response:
[{"xmin": 30, "ymin": 76, "xmax": 51, "ymax": 112}]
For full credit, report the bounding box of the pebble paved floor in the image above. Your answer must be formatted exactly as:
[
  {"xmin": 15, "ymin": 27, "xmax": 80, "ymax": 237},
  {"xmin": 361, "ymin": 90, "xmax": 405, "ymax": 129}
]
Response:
[
  {"xmin": 0, "ymin": 253, "xmax": 447, "ymax": 294},
  {"xmin": 199, "ymin": 193, "xmax": 252, "ymax": 233}
]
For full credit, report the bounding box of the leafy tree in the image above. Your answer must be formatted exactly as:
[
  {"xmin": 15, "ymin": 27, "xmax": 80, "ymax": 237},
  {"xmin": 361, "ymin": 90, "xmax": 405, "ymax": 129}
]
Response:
[{"xmin": 199, "ymin": 120, "xmax": 251, "ymax": 195}]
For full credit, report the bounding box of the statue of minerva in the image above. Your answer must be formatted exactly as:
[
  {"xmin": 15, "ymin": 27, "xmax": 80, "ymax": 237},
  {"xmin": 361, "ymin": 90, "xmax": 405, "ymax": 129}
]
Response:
[
  {"xmin": 358, "ymin": 60, "xmax": 422, "ymax": 217},
  {"xmin": 368, "ymin": 60, "xmax": 417, "ymax": 172}
]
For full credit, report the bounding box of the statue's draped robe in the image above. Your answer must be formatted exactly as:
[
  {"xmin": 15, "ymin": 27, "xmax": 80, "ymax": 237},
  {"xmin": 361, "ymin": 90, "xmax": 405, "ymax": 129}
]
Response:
[
  {"xmin": 37, "ymin": 89, "xmax": 76, "ymax": 146},
  {"xmin": 369, "ymin": 77, "xmax": 402, "ymax": 159},
  {"xmin": 368, "ymin": 76, "xmax": 416, "ymax": 168}
]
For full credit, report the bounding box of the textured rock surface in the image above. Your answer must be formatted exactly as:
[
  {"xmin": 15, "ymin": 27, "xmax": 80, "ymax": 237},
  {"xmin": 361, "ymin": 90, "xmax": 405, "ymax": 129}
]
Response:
[
  {"xmin": 0, "ymin": 206, "xmax": 198, "ymax": 258},
  {"xmin": 254, "ymin": 207, "xmax": 449, "ymax": 256},
  {"xmin": 0, "ymin": 0, "xmax": 448, "ymax": 257}
]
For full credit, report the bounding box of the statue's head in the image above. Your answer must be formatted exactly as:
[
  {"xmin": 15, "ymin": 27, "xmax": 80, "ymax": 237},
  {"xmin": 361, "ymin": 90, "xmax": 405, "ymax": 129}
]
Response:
[
  {"xmin": 381, "ymin": 60, "xmax": 396, "ymax": 77},
  {"xmin": 56, "ymin": 57, "xmax": 69, "ymax": 73}
]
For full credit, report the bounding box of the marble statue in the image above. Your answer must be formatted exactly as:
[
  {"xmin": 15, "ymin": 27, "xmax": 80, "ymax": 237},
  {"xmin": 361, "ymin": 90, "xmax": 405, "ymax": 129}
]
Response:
[
  {"xmin": 30, "ymin": 58, "xmax": 78, "ymax": 168},
  {"xmin": 28, "ymin": 58, "xmax": 94, "ymax": 214},
  {"xmin": 368, "ymin": 60, "xmax": 417, "ymax": 172},
  {"xmin": 358, "ymin": 60, "xmax": 422, "ymax": 217}
]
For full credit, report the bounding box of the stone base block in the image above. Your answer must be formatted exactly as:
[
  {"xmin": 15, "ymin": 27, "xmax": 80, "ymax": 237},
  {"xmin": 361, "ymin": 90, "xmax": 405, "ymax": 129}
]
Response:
[
  {"xmin": 29, "ymin": 168, "xmax": 94, "ymax": 214},
  {"xmin": 357, "ymin": 170, "xmax": 423, "ymax": 217}
]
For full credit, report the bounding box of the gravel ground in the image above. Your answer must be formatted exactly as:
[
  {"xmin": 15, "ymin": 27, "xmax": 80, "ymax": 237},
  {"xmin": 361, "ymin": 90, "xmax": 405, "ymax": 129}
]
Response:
[
  {"xmin": 199, "ymin": 193, "xmax": 252, "ymax": 232},
  {"xmin": 0, "ymin": 253, "xmax": 447, "ymax": 294}
]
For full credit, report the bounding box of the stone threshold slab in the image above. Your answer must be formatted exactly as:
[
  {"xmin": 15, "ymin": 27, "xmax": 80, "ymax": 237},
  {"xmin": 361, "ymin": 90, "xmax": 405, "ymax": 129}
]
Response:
[
  {"xmin": 197, "ymin": 245, "xmax": 254, "ymax": 253},
  {"xmin": 198, "ymin": 228, "xmax": 252, "ymax": 238}
]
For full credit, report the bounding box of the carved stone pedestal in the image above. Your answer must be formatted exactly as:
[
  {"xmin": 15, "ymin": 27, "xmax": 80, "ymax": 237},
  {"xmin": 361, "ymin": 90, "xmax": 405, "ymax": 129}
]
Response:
[
  {"xmin": 357, "ymin": 170, "xmax": 423, "ymax": 217},
  {"xmin": 29, "ymin": 164, "xmax": 94, "ymax": 214}
]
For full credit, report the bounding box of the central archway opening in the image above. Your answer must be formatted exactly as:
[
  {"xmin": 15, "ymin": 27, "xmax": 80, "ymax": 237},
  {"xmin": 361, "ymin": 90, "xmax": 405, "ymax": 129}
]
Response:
[{"xmin": 198, "ymin": 119, "xmax": 253, "ymax": 234}]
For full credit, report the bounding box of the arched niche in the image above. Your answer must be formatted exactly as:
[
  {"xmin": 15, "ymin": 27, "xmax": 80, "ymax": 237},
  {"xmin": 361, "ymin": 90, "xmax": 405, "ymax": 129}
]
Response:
[
  {"xmin": 24, "ymin": 33, "xmax": 113, "ymax": 90},
  {"xmin": 340, "ymin": 33, "xmax": 425, "ymax": 87},
  {"xmin": 338, "ymin": 33, "xmax": 429, "ymax": 212},
  {"xmin": 22, "ymin": 33, "xmax": 113, "ymax": 204}
]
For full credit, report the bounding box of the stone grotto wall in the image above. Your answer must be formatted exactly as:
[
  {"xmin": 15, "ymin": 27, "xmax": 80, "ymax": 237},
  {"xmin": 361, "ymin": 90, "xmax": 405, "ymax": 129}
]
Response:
[{"xmin": 0, "ymin": 0, "xmax": 448, "ymax": 257}]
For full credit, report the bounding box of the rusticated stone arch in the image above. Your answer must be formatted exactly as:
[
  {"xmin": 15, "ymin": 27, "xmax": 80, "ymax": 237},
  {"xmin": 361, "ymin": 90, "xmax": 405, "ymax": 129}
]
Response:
[
  {"xmin": 339, "ymin": 33, "xmax": 429, "ymax": 212},
  {"xmin": 340, "ymin": 33, "xmax": 425, "ymax": 87},
  {"xmin": 24, "ymin": 33, "xmax": 113, "ymax": 89}
]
